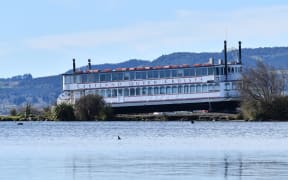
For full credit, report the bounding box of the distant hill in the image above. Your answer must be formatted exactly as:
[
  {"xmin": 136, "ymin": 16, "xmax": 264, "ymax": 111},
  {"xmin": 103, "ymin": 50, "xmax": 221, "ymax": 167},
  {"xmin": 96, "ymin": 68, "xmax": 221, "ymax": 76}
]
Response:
[{"xmin": 1, "ymin": 46, "xmax": 288, "ymax": 114}]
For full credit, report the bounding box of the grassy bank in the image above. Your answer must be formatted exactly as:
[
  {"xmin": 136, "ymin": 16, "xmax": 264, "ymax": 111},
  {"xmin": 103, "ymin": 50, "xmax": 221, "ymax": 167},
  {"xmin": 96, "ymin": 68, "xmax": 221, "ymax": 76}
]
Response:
[
  {"xmin": 0, "ymin": 115, "xmax": 54, "ymax": 121},
  {"xmin": 1, "ymin": 112, "xmax": 240, "ymax": 121}
]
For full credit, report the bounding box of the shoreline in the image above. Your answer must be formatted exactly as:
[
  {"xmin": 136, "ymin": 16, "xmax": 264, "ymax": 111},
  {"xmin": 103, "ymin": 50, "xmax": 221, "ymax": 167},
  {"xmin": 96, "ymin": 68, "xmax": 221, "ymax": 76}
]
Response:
[
  {"xmin": 0, "ymin": 112, "xmax": 238, "ymax": 121},
  {"xmin": 0, "ymin": 113, "xmax": 286, "ymax": 122}
]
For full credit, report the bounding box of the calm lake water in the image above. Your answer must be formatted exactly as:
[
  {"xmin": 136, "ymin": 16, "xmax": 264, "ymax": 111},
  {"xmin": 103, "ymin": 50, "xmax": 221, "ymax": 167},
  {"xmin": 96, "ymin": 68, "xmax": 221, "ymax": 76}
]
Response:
[{"xmin": 1, "ymin": 121, "xmax": 288, "ymax": 180}]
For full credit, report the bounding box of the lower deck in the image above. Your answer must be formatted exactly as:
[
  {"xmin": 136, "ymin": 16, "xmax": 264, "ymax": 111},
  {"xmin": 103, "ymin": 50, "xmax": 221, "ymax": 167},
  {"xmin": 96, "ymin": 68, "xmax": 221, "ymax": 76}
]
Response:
[{"xmin": 110, "ymin": 98, "xmax": 240, "ymax": 114}]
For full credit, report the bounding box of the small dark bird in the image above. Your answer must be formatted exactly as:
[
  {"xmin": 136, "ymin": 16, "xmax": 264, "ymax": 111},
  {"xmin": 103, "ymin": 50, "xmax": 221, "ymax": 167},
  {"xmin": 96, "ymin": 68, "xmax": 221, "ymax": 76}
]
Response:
[
  {"xmin": 118, "ymin": 136, "xmax": 121, "ymax": 140},
  {"xmin": 17, "ymin": 122, "xmax": 23, "ymax": 126}
]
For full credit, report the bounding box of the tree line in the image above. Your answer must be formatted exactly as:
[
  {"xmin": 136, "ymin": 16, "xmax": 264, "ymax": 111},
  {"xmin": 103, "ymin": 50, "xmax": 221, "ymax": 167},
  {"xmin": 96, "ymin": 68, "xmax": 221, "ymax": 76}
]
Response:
[{"xmin": 1, "ymin": 94, "xmax": 112, "ymax": 121}]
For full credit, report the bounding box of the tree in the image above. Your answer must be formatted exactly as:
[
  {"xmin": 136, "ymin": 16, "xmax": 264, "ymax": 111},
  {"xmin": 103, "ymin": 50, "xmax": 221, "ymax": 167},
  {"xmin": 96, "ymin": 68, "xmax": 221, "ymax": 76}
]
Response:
[
  {"xmin": 10, "ymin": 108, "xmax": 17, "ymax": 116},
  {"xmin": 25, "ymin": 103, "xmax": 31, "ymax": 118},
  {"xmin": 74, "ymin": 94, "xmax": 108, "ymax": 120},
  {"xmin": 240, "ymin": 61, "xmax": 288, "ymax": 120},
  {"xmin": 54, "ymin": 103, "xmax": 75, "ymax": 121}
]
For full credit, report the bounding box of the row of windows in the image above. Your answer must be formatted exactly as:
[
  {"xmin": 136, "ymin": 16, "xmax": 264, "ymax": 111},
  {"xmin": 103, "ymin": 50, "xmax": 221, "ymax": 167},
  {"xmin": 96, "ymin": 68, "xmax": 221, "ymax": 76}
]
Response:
[
  {"xmin": 82, "ymin": 83, "xmax": 223, "ymax": 98},
  {"xmin": 65, "ymin": 66, "xmax": 242, "ymax": 84}
]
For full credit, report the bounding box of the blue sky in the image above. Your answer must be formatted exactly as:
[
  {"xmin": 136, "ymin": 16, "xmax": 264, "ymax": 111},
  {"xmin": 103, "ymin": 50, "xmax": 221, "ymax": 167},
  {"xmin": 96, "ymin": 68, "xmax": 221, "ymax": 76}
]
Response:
[{"xmin": 0, "ymin": 0, "xmax": 288, "ymax": 77}]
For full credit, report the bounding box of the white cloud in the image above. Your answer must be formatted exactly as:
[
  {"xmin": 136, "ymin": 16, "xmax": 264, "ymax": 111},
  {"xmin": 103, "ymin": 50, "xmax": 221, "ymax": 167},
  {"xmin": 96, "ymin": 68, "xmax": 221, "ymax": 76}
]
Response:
[{"xmin": 25, "ymin": 5, "xmax": 288, "ymax": 53}]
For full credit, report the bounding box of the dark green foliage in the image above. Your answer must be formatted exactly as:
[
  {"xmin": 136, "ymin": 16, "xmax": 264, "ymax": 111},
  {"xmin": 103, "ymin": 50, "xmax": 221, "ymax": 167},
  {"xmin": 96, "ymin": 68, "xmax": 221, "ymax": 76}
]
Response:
[
  {"xmin": 54, "ymin": 103, "xmax": 75, "ymax": 121},
  {"xmin": 97, "ymin": 105, "xmax": 113, "ymax": 120},
  {"xmin": 256, "ymin": 97, "xmax": 288, "ymax": 120},
  {"xmin": 74, "ymin": 94, "xmax": 107, "ymax": 120},
  {"xmin": 10, "ymin": 108, "xmax": 17, "ymax": 116}
]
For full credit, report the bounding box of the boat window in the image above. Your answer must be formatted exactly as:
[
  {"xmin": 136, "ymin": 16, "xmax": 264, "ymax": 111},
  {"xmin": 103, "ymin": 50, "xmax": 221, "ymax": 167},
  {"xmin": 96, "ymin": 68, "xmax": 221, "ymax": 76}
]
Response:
[
  {"xmin": 136, "ymin": 71, "xmax": 147, "ymax": 80},
  {"xmin": 165, "ymin": 70, "xmax": 171, "ymax": 78},
  {"xmin": 196, "ymin": 84, "xmax": 201, "ymax": 93},
  {"xmin": 100, "ymin": 73, "xmax": 111, "ymax": 82},
  {"xmin": 221, "ymin": 67, "xmax": 224, "ymax": 75},
  {"xmin": 154, "ymin": 87, "xmax": 159, "ymax": 95},
  {"xmin": 172, "ymin": 70, "xmax": 177, "ymax": 77},
  {"xmin": 160, "ymin": 86, "xmax": 166, "ymax": 94},
  {"xmin": 178, "ymin": 85, "xmax": 183, "ymax": 94},
  {"xmin": 214, "ymin": 83, "xmax": 220, "ymax": 91},
  {"xmin": 77, "ymin": 75, "xmax": 83, "ymax": 83},
  {"xmin": 100, "ymin": 74, "xmax": 105, "ymax": 82},
  {"xmin": 159, "ymin": 70, "xmax": 165, "ymax": 78},
  {"xmin": 225, "ymin": 82, "xmax": 231, "ymax": 90},
  {"xmin": 166, "ymin": 86, "xmax": 172, "ymax": 94},
  {"xmin": 184, "ymin": 85, "xmax": 189, "ymax": 93},
  {"xmin": 81, "ymin": 74, "xmax": 87, "ymax": 83},
  {"xmin": 190, "ymin": 85, "xmax": 195, "ymax": 93},
  {"xmin": 148, "ymin": 70, "xmax": 159, "ymax": 79},
  {"xmin": 172, "ymin": 86, "xmax": 177, "ymax": 94},
  {"xmin": 107, "ymin": 89, "xmax": 112, "ymax": 97},
  {"xmin": 112, "ymin": 72, "xmax": 123, "ymax": 81},
  {"xmin": 184, "ymin": 69, "xmax": 190, "ymax": 77},
  {"xmin": 87, "ymin": 74, "xmax": 99, "ymax": 83},
  {"xmin": 124, "ymin": 88, "xmax": 129, "ymax": 96},
  {"xmin": 136, "ymin": 87, "xmax": 141, "ymax": 96},
  {"xmin": 202, "ymin": 68, "xmax": 208, "ymax": 76},
  {"xmin": 195, "ymin": 68, "xmax": 202, "ymax": 76},
  {"xmin": 95, "ymin": 89, "xmax": 100, "ymax": 95},
  {"xmin": 142, "ymin": 87, "xmax": 147, "ymax": 95},
  {"xmin": 64, "ymin": 75, "xmax": 72, "ymax": 84},
  {"xmin": 184, "ymin": 68, "xmax": 195, "ymax": 77},
  {"xmin": 202, "ymin": 84, "xmax": 208, "ymax": 92},
  {"xmin": 100, "ymin": 89, "xmax": 106, "ymax": 97},
  {"xmin": 215, "ymin": 67, "xmax": 219, "ymax": 75},
  {"xmin": 216, "ymin": 67, "xmax": 224, "ymax": 75},
  {"xmin": 208, "ymin": 67, "xmax": 214, "ymax": 75},
  {"xmin": 129, "ymin": 72, "xmax": 135, "ymax": 80},
  {"xmin": 123, "ymin": 72, "xmax": 129, "ymax": 80},
  {"xmin": 148, "ymin": 87, "xmax": 153, "ymax": 95},
  {"xmin": 177, "ymin": 69, "xmax": 184, "ymax": 77},
  {"xmin": 148, "ymin": 71, "xmax": 153, "ymax": 79},
  {"xmin": 112, "ymin": 89, "xmax": 117, "ymax": 97},
  {"xmin": 118, "ymin": 89, "xmax": 123, "ymax": 96},
  {"xmin": 130, "ymin": 88, "xmax": 135, "ymax": 96},
  {"xmin": 153, "ymin": 70, "xmax": 159, "ymax": 78}
]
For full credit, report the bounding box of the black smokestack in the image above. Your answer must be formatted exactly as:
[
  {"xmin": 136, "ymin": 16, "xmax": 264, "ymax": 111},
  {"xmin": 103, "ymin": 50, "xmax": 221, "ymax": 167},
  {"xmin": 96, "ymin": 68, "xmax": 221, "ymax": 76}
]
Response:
[
  {"xmin": 88, "ymin": 59, "xmax": 91, "ymax": 70},
  {"xmin": 73, "ymin": 58, "xmax": 76, "ymax": 73},
  {"xmin": 238, "ymin": 41, "xmax": 242, "ymax": 64},
  {"xmin": 224, "ymin": 40, "xmax": 228, "ymax": 79}
]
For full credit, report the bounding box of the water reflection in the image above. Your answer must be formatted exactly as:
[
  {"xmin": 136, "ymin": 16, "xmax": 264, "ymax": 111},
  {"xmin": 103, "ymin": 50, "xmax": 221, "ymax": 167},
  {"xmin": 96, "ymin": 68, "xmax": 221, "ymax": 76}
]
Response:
[
  {"xmin": 1, "ymin": 121, "xmax": 288, "ymax": 180},
  {"xmin": 65, "ymin": 152, "xmax": 288, "ymax": 180}
]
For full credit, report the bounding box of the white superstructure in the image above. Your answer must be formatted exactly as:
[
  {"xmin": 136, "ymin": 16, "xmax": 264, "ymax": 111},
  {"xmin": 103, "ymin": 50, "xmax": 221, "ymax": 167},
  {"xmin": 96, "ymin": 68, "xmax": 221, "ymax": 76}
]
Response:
[{"xmin": 57, "ymin": 41, "xmax": 243, "ymax": 113}]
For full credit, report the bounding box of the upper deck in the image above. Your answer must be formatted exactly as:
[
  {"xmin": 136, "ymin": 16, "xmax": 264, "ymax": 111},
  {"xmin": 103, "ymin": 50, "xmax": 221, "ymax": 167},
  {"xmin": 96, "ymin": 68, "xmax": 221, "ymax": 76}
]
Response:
[{"xmin": 63, "ymin": 63, "xmax": 242, "ymax": 87}]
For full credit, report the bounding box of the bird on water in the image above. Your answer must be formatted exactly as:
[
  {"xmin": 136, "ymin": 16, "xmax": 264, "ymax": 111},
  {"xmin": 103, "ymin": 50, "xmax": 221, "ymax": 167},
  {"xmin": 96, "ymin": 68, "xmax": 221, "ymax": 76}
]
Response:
[{"xmin": 118, "ymin": 136, "xmax": 121, "ymax": 140}]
